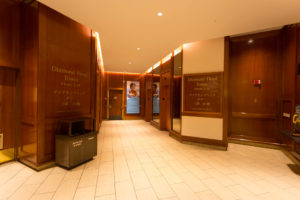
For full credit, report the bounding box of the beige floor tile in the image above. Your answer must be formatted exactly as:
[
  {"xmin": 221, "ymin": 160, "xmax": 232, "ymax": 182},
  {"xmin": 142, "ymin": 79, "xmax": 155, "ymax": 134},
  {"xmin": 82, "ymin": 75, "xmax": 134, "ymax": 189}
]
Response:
[
  {"xmin": 151, "ymin": 157, "xmax": 169, "ymax": 168},
  {"xmin": 24, "ymin": 168, "xmax": 52, "ymax": 185},
  {"xmin": 136, "ymin": 188, "xmax": 158, "ymax": 200},
  {"xmin": 52, "ymin": 179, "xmax": 79, "ymax": 200},
  {"xmin": 227, "ymin": 185, "xmax": 257, "ymax": 200},
  {"xmin": 96, "ymin": 174, "xmax": 115, "ymax": 196},
  {"xmin": 36, "ymin": 173, "xmax": 65, "ymax": 194},
  {"xmin": 51, "ymin": 166, "xmax": 67, "ymax": 175},
  {"xmin": 115, "ymin": 181, "xmax": 137, "ymax": 200},
  {"xmin": 114, "ymin": 165, "xmax": 131, "ymax": 182},
  {"xmin": 202, "ymin": 178, "xmax": 238, "ymax": 200},
  {"xmin": 95, "ymin": 194, "xmax": 116, "ymax": 200},
  {"xmin": 179, "ymin": 172, "xmax": 208, "ymax": 193},
  {"xmin": 185, "ymin": 164, "xmax": 211, "ymax": 180},
  {"xmin": 1, "ymin": 121, "xmax": 300, "ymax": 200},
  {"xmin": 78, "ymin": 168, "xmax": 98, "ymax": 188},
  {"xmin": 0, "ymin": 174, "xmax": 31, "ymax": 199},
  {"xmin": 0, "ymin": 162, "xmax": 24, "ymax": 187},
  {"xmin": 205, "ymin": 169, "xmax": 236, "ymax": 187},
  {"xmin": 142, "ymin": 163, "xmax": 161, "ymax": 177},
  {"xmin": 171, "ymin": 183, "xmax": 198, "ymax": 200},
  {"xmin": 196, "ymin": 190, "xmax": 221, "ymax": 200},
  {"xmin": 9, "ymin": 183, "xmax": 39, "ymax": 200},
  {"xmin": 159, "ymin": 167, "xmax": 183, "ymax": 184},
  {"xmin": 149, "ymin": 176, "xmax": 176, "ymax": 199},
  {"xmin": 63, "ymin": 167, "xmax": 84, "ymax": 181},
  {"xmin": 30, "ymin": 193, "xmax": 54, "ymax": 200},
  {"xmin": 127, "ymin": 159, "xmax": 143, "ymax": 172},
  {"xmin": 99, "ymin": 161, "xmax": 114, "ymax": 175},
  {"xmin": 131, "ymin": 170, "xmax": 151, "ymax": 190},
  {"xmin": 74, "ymin": 186, "xmax": 95, "ymax": 200}
]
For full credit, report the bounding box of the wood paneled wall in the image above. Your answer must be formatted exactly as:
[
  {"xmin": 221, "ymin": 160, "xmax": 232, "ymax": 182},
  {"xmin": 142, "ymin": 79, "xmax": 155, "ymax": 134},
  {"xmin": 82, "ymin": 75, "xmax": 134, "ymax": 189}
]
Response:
[
  {"xmin": 144, "ymin": 73, "xmax": 152, "ymax": 122},
  {"xmin": 0, "ymin": 0, "xmax": 20, "ymax": 69},
  {"xmin": 229, "ymin": 31, "xmax": 281, "ymax": 144},
  {"xmin": 0, "ymin": 68, "xmax": 17, "ymax": 149},
  {"xmin": 160, "ymin": 59, "xmax": 173, "ymax": 131},
  {"xmin": 17, "ymin": 2, "xmax": 102, "ymax": 167},
  {"xmin": 19, "ymin": 2, "xmax": 38, "ymax": 163},
  {"xmin": 296, "ymin": 24, "xmax": 300, "ymax": 106},
  {"xmin": 103, "ymin": 72, "xmax": 145, "ymax": 120},
  {"xmin": 280, "ymin": 25, "xmax": 297, "ymax": 133}
]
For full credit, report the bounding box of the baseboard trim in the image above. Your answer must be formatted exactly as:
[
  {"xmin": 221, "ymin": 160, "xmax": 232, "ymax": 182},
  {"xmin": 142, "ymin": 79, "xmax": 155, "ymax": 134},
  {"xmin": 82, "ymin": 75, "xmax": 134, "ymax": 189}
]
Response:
[
  {"xmin": 19, "ymin": 159, "xmax": 55, "ymax": 171},
  {"xmin": 169, "ymin": 130, "xmax": 182, "ymax": 142},
  {"xmin": 228, "ymin": 138, "xmax": 281, "ymax": 150},
  {"xmin": 150, "ymin": 121, "xmax": 160, "ymax": 130}
]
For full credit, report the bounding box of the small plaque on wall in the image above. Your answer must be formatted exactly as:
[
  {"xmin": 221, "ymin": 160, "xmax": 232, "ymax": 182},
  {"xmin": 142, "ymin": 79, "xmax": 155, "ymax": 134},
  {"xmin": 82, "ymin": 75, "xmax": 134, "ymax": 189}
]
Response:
[{"xmin": 183, "ymin": 72, "xmax": 223, "ymax": 118}]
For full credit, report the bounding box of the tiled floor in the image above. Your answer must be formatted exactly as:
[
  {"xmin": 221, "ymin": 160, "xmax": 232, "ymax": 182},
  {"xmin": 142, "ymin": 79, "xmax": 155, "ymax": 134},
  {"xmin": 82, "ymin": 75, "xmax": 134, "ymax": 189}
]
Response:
[{"xmin": 0, "ymin": 120, "xmax": 300, "ymax": 200}]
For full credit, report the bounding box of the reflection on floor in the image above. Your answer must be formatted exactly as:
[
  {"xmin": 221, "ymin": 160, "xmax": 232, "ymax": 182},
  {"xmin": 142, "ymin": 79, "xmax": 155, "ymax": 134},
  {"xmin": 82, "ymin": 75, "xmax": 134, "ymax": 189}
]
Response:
[
  {"xmin": 0, "ymin": 120, "xmax": 300, "ymax": 200},
  {"xmin": 172, "ymin": 118, "xmax": 181, "ymax": 133},
  {"xmin": 0, "ymin": 148, "xmax": 14, "ymax": 163}
]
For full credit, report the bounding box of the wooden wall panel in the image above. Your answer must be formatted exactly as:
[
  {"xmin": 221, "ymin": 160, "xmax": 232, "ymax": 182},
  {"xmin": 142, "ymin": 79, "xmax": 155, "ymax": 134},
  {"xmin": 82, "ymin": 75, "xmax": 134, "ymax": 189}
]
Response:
[
  {"xmin": 296, "ymin": 24, "xmax": 300, "ymax": 106},
  {"xmin": 0, "ymin": 0, "xmax": 20, "ymax": 68},
  {"xmin": 37, "ymin": 4, "xmax": 94, "ymax": 164},
  {"xmin": 280, "ymin": 25, "xmax": 297, "ymax": 132},
  {"xmin": 102, "ymin": 72, "xmax": 108, "ymax": 120},
  {"xmin": 139, "ymin": 74, "xmax": 145, "ymax": 118},
  {"xmin": 144, "ymin": 73, "xmax": 152, "ymax": 122},
  {"xmin": 160, "ymin": 59, "xmax": 172, "ymax": 130},
  {"xmin": 19, "ymin": 3, "xmax": 38, "ymax": 163},
  {"xmin": 229, "ymin": 31, "xmax": 281, "ymax": 143}
]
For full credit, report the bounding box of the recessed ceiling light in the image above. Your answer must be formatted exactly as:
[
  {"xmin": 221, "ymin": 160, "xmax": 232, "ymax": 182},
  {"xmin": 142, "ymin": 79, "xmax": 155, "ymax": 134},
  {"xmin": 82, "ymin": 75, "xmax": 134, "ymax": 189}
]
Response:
[
  {"xmin": 157, "ymin": 12, "xmax": 163, "ymax": 16},
  {"xmin": 137, "ymin": 48, "xmax": 141, "ymax": 51},
  {"xmin": 248, "ymin": 39, "xmax": 254, "ymax": 44},
  {"xmin": 128, "ymin": 62, "xmax": 132, "ymax": 64}
]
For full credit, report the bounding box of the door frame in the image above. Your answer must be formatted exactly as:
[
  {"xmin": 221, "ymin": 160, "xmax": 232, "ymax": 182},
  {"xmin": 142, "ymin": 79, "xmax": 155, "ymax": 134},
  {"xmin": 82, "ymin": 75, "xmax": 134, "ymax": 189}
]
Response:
[
  {"xmin": 107, "ymin": 88, "xmax": 124, "ymax": 120},
  {"xmin": 0, "ymin": 66, "xmax": 20, "ymax": 164}
]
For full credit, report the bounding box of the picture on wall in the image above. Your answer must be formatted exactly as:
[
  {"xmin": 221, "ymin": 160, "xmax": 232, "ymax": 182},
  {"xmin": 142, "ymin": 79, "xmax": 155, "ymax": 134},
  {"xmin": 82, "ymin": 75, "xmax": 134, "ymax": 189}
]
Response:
[
  {"xmin": 152, "ymin": 82, "xmax": 160, "ymax": 114},
  {"xmin": 126, "ymin": 81, "xmax": 140, "ymax": 114}
]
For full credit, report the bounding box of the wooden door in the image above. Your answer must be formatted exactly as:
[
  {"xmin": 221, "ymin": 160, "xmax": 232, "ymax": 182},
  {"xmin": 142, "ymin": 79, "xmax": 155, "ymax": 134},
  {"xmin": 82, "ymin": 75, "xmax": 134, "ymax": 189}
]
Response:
[
  {"xmin": 160, "ymin": 71, "xmax": 172, "ymax": 130},
  {"xmin": 109, "ymin": 90, "xmax": 123, "ymax": 120},
  {"xmin": 0, "ymin": 68, "xmax": 17, "ymax": 163},
  {"xmin": 229, "ymin": 31, "xmax": 281, "ymax": 143}
]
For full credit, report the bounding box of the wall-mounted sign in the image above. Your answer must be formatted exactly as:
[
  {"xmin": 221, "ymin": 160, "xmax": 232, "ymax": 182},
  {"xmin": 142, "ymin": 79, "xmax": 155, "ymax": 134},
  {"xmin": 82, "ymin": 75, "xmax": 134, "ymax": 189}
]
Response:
[
  {"xmin": 152, "ymin": 82, "xmax": 160, "ymax": 114},
  {"xmin": 126, "ymin": 81, "xmax": 140, "ymax": 114},
  {"xmin": 183, "ymin": 72, "xmax": 223, "ymax": 117}
]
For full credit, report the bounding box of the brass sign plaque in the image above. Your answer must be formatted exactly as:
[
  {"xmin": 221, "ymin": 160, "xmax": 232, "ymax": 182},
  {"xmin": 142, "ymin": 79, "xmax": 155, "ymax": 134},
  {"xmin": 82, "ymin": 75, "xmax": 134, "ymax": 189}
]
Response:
[{"xmin": 183, "ymin": 72, "xmax": 223, "ymax": 117}]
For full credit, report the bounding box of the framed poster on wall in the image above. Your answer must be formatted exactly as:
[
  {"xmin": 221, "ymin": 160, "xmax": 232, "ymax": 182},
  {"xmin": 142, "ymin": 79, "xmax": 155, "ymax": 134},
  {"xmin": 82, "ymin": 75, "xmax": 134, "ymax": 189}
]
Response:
[
  {"xmin": 126, "ymin": 81, "xmax": 140, "ymax": 114},
  {"xmin": 152, "ymin": 82, "xmax": 160, "ymax": 114}
]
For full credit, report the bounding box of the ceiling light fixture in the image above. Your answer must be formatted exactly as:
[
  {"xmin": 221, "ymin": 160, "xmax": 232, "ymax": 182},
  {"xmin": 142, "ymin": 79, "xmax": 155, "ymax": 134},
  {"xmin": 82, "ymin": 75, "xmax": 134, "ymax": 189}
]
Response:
[
  {"xmin": 153, "ymin": 61, "xmax": 161, "ymax": 69},
  {"xmin": 162, "ymin": 53, "xmax": 172, "ymax": 63},
  {"xmin": 93, "ymin": 32, "xmax": 104, "ymax": 67},
  {"xmin": 147, "ymin": 67, "xmax": 153, "ymax": 73},
  {"xmin": 128, "ymin": 62, "xmax": 132, "ymax": 64},
  {"xmin": 157, "ymin": 12, "xmax": 163, "ymax": 16},
  {"xmin": 248, "ymin": 39, "xmax": 254, "ymax": 44},
  {"xmin": 174, "ymin": 46, "xmax": 182, "ymax": 56},
  {"xmin": 137, "ymin": 48, "xmax": 141, "ymax": 51}
]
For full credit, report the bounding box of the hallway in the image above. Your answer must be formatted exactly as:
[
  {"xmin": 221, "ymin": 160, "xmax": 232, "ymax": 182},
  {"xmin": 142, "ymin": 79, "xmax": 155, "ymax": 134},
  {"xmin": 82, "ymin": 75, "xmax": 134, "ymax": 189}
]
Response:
[{"xmin": 0, "ymin": 120, "xmax": 300, "ymax": 200}]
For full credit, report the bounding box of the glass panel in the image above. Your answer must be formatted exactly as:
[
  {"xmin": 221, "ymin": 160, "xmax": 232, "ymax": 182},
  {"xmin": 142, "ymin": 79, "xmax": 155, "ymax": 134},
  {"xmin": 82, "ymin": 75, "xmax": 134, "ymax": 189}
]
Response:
[
  {"xmin": 0, "ymin": 68, "xmax": 16, "ymax": 164},
  {"xmin": 152, "ymin": 66, "xmax": 160, "ymax": 124},
  {"xmin": 171, "ymin": 52, "xmax": 182, "ymax": 133}
]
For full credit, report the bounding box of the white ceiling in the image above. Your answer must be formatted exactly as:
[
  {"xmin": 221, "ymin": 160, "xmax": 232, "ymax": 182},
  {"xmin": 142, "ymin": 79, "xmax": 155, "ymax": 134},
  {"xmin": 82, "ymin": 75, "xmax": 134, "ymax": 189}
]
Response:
[{"xmin": 38, "ymin": 0, "xmax": 300, "ymax": 73}]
